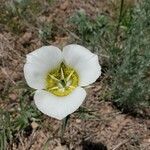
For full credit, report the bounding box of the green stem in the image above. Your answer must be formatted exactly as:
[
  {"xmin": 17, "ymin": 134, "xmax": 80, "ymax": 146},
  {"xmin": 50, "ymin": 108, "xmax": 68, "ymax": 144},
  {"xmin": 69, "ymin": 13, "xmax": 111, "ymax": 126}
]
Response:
[
  {"xmin": 60, "ymin": 115, "xmax": 70, "ymax": 144},
  {"xmin": 114, "ymin": 0, "xmax": 125, "ymax": 44}
]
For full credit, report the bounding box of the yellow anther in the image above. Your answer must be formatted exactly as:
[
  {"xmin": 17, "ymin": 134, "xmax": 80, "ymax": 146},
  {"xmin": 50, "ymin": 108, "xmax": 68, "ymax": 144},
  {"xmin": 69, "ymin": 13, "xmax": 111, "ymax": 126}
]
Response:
[
  {"xmin": 61, "ymin": 67, "xmax": 65, "ymax": 79},
  {"xmin": 49, "ymin": 86, "xmax": 59, "ymax": 90},
  {"xmin": 69, "ymin": 85, "xmax": 75, "ymax": 89},
  {"xmin": 66, "ymin": 70, "xmax": 74, "ymax": 81},
  {"xmin": 48, "ymin": 74, "xmax": 60, "ymax": 82}
]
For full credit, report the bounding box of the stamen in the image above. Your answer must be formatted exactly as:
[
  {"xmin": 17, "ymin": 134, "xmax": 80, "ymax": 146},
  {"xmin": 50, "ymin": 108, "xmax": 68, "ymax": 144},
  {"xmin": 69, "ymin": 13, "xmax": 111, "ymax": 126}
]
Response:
[
  {"xmin": 69, "ymin": 85, "xmax": 75, "ymax": 89},
  {"xmin": 61, "ymin": 67, "xmax": 65, "ymax": 79},
  {"xmin": 48, "ymin": 74, "xmax": 60, "ymax": 82},
  {"xmin": 58, "ymin": 83, "xmax": 63, "ymax": 88},
  {"xmin": 49, "ymin": 86, "xmax": 59, "ymax": 90},
  {"xmin": 66, "ymin": 80, "xmax": 71, "ymax": 87},
  {"xmin": 59, "ymin": 88, "xmax": 65, "ymax": 92},
  {"xmin": 66, "ymin": 70, "xmax": 74, "ymax": 81}
]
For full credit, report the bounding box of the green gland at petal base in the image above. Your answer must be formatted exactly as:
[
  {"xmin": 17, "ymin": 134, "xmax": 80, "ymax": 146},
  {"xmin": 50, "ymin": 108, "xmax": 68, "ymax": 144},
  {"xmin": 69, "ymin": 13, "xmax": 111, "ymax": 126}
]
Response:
[{"xmin": 45, "ymin": 63, "xmax": 79, "ymax": 97}]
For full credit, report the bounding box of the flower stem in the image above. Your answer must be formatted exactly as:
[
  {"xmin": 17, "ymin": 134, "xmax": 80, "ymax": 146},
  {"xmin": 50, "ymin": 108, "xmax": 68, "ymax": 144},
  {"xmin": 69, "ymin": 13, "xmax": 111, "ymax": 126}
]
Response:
[{"xmin": 60, "ymin": 115, "xmax": 70, "ymax": 144}]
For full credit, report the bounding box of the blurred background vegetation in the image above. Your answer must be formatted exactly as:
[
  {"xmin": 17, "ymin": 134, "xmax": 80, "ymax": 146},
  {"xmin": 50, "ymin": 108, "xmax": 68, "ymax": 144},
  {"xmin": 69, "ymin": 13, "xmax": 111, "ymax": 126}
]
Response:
[
  {"xmin": 0, "ymin": 0, "xmax": 150, "ymax": 149},
  {"xmin": 69, "ymin": 0, "xmax": 150, "ymax": 115}
]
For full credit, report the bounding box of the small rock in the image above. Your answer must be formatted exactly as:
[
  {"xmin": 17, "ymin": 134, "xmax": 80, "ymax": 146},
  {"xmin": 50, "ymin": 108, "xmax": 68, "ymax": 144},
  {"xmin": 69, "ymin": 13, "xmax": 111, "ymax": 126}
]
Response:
[
  {"xmin": 60, "ymin": 1, "xmax": 69, "ymax": 10},
  {"xmin": 53, "ymin": 145, "xmax": 68, "ymax": 150},
  {"xmin": 76, "ymin": 119, "xmax": 81, "ymax": 123},
  {"xmin": 31, "ymin": 122, "xmax": 39, "ymax": 129},
  {"xmin": 19, "ymin": 32, "xmax": 32, "ymax": 44},
  {"xmin": 9, "ymin": 93, "xmax": 17, "ymax": 100},
  {"xmin": 38, "ymin": 16, "xmax": 46, "ymax": 22}
]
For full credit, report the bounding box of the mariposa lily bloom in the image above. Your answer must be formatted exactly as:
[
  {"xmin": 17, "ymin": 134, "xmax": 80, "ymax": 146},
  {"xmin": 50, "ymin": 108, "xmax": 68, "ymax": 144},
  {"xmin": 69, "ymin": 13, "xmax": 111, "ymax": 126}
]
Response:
[{"xmin": 24, "ymin": 44, "xmax": 101, "ymax": 120}]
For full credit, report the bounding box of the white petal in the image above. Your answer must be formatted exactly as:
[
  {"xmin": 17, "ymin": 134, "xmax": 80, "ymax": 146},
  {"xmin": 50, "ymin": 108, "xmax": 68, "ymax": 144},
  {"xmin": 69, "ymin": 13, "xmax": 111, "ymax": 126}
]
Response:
[
  {"xmin": 34, "ymin": 87, "xmax": 86, "ymax": 120},
  {"xmin": 24, "ymin": 46, "xmax": 63, "ymax": 89},
  {"xmin": 63, "ymin": 44, "xmax": 101, "ymax": 86}
]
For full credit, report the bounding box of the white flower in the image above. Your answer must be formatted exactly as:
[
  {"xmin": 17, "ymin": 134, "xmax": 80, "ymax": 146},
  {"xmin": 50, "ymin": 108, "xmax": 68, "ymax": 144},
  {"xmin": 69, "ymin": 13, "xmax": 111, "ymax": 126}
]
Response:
[{"xmin": 24, "ymin": 44, "xmax": 101, "ymax": 120}]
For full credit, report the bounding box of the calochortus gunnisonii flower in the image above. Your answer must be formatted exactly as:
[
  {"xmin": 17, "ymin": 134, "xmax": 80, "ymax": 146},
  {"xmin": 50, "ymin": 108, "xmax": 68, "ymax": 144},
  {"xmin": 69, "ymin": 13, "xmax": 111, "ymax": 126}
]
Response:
[{"xmin": 24, "ymin": 44, "xmax": 101, "ymax": 120}]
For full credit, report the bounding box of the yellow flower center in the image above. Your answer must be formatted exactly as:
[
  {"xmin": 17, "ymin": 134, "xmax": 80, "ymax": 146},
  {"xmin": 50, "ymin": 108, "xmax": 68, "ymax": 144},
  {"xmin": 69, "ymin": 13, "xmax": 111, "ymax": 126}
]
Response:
[{"xmin": 45, "ymin": 63, "xmax": 79, "ymax": 96}]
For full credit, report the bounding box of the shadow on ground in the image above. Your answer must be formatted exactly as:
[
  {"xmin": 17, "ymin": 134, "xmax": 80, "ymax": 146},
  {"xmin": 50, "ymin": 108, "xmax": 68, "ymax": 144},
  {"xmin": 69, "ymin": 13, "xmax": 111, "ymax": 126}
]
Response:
[{"xmin": 82, "ymin": 140, "xmax": 107, "ymax": 150}]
